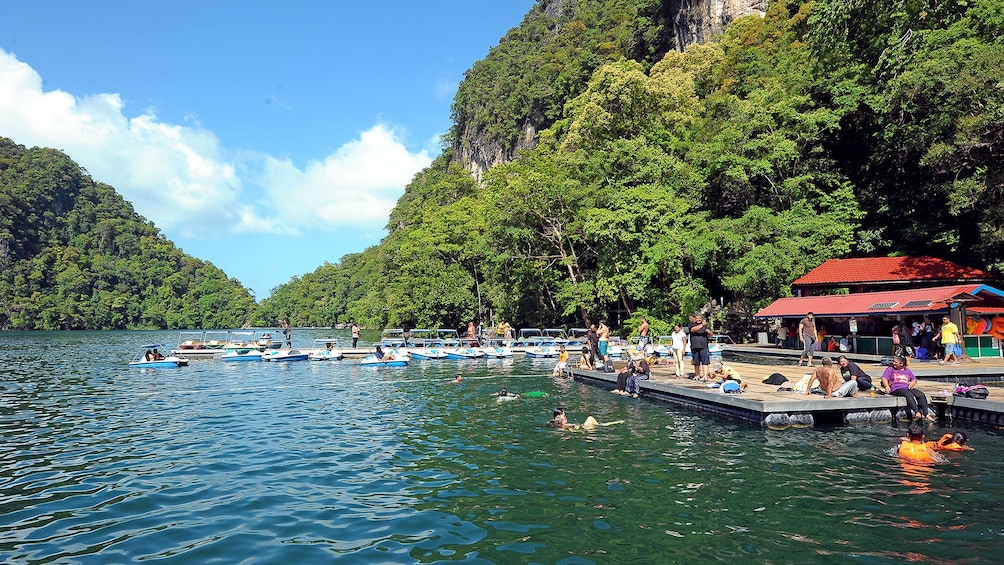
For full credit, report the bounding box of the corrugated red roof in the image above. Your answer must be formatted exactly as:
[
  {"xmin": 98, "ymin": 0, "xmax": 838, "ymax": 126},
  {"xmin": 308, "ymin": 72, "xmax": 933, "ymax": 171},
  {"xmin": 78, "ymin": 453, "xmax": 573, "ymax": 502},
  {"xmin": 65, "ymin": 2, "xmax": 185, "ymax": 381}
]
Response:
[
  {"xmin": 754, "ymin": 284, "xmax": 991, "ymax": 318},
  {"xmin": 793, "ymin": 256, "xmax": 992, "ymax": 286}
]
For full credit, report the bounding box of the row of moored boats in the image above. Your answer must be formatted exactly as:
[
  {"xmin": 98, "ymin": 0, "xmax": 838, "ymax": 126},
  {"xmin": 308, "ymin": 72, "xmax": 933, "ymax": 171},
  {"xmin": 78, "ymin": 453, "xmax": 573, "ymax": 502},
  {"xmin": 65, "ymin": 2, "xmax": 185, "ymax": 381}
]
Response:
[{"xmin": 130, "ymin": 327, "xmax": 722, "ymax": 368}]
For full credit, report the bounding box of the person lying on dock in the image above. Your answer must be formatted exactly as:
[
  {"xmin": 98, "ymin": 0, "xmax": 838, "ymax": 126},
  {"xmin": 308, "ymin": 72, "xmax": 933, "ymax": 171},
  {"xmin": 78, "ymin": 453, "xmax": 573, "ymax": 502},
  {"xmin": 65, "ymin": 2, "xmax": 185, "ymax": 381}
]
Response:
[
  {"xmin": 805, "ymin": 357, "xmax": 840, "ymax": 397},
  {"xmin": 711, "ymin": 362, "xmax": 748, "ymax": 391}
]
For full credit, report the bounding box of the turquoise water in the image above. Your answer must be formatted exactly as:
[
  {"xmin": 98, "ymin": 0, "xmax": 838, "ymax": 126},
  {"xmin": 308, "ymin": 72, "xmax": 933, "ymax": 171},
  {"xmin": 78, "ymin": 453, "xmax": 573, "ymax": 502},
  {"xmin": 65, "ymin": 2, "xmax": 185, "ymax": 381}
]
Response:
[{"xmin": 2, "ymin": 330, "xmax": 1004, "ymax": 563}]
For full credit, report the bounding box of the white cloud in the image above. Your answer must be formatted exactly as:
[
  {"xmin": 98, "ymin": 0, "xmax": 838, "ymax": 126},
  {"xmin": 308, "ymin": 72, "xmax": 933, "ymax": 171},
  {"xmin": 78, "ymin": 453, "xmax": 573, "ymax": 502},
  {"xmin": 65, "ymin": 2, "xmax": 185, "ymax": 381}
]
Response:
[
  {"xmin": 0, "ymin": 49, "xmax": 432, "ymax": 240},
  {"xmin": 256, "ymin": 124, "xmax": 432, "ymax": 235}
]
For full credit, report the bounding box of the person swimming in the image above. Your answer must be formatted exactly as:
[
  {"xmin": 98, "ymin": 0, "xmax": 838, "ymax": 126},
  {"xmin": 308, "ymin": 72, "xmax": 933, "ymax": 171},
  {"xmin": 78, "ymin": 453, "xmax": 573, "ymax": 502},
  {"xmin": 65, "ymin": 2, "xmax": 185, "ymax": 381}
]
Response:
[
  {"xmin": 898, "ymin": 422, "xmax": 942, "ymax": 463},
  {"xmin": 496, "ymin": 387, "xmax": 520, "ymax": 401},
  {"xmin": 927, "ymin": 431, "xmax": 973, "ymax": 452},
  {"xmin": 547, "ymin": 407, "xmax": 621, "ymax": 430}
]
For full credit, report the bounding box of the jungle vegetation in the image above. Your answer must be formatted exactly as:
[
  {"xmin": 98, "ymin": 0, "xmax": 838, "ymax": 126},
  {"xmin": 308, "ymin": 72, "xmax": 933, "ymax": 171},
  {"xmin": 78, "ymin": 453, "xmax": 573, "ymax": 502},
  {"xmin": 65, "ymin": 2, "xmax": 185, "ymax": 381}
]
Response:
[
  {"xmin": 4, "ymin": 0, "xmax": 1002, "ymax": 336},
  {"xmin": 0, "ymin": 138, "xmax": 257, "ymax": 330},
  {"xmin": 261, "ymin": 0, "xmax": 1004, "ymax": 336}
]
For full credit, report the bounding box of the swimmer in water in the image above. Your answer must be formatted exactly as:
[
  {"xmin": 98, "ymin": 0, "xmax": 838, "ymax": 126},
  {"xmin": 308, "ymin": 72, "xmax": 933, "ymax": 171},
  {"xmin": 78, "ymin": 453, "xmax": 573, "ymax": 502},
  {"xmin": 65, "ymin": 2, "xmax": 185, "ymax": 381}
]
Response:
[
  {"xmin": 927, "ymin": 431, "xmax": 973, "ymax": 452},
  {"xmin": 495, "ymin": 387, "xmax": 520, "ymax": 401},
  {"xmin": 547, "ymin": 407, "xmax": 622, "ymax": 430},
  {"xmin": 898, "ymin": 422, "xmax": 942, "ymax": 463},
  {"xmin": 451, "ymin": 373, "xmax": 463, "ymax": 383}
]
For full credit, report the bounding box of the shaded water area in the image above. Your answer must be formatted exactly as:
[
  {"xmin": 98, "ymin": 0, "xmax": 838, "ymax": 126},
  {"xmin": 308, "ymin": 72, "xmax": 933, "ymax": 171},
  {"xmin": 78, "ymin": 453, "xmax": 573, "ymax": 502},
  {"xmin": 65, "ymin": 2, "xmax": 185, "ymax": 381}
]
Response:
[{"xmin": 3, "ymin": 331, "xmax": 1004, "ymax": 563}]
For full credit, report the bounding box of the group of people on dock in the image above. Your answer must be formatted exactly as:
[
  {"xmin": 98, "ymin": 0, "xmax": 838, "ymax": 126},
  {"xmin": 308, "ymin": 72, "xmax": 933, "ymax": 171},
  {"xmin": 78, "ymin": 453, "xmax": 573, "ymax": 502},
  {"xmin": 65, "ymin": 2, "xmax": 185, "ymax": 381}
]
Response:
[
  {"xmin": 800, "ymin": 354, "xmax": 936, "ymax": 421},
  {"xmin": 783, "ymin": 312, "xmax": 964, "ymax": 366}
]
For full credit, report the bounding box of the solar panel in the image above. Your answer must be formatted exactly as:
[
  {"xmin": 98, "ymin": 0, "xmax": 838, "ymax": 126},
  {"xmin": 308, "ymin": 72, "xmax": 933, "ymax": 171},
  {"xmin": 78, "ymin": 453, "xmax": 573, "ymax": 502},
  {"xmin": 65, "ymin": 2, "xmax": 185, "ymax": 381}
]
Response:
[
  {"xmin": 868, "ymin": 302, "xmax": 899, "ymax": 310},
  {"xmin": 902, "ymin": 300, "xmax": 934, "ymax": 308}
]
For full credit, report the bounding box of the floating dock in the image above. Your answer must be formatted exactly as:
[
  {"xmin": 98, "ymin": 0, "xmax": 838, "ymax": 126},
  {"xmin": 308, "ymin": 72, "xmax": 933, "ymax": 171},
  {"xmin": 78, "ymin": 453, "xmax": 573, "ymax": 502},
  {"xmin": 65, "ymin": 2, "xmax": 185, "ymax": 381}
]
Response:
[{"xmin": 569, "ymin": 345, "xmax": 1004, "ymax": 429}]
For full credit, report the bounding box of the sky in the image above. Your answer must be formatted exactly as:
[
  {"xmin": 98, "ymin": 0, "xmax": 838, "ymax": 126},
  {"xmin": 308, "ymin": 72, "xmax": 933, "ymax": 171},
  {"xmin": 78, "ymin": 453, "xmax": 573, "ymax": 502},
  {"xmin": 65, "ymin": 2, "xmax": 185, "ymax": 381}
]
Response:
[{"xmin": 0, "ymin": 0, "xmax": 537, "ymax": 298}]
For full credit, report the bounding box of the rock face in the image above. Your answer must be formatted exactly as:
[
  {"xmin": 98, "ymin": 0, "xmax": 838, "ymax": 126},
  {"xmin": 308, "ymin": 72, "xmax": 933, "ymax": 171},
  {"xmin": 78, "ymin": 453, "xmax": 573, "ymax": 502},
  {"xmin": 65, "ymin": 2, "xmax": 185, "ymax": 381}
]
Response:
[
  {"xmin": 672, "ymin": 0, "xmax": 768, "ymax": 50},
  {"xmin": 454, "ymin": 0, "xmax": 768, "ymax": 181}
]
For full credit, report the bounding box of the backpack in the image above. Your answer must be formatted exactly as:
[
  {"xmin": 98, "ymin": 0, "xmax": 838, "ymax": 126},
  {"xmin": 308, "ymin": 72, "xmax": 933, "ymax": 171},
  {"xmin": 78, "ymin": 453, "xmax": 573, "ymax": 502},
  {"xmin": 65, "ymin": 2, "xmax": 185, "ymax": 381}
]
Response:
[
  {"xmin": 954, "ymin": 383, "xmax": 990, "ymax": 399},
  {"xmin": 721, "ymin": 380, "xmax": 741, "ymax": 394}
]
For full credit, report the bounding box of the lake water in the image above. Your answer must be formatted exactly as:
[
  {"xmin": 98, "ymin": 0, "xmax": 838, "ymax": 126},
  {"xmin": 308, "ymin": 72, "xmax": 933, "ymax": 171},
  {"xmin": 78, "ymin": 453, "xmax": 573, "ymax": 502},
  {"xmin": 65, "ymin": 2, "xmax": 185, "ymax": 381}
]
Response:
[{"xmin": 3, "ymin": 330, "xmax": 1004, "ymax": 563}]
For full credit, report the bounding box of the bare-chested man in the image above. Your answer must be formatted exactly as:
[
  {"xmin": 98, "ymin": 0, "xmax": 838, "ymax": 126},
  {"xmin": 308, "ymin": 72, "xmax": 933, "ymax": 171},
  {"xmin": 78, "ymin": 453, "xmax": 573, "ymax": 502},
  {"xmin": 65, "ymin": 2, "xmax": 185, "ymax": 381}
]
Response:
[{"xmin": 805, "ymin": 356, "xmax": 839, "ymax": 397}]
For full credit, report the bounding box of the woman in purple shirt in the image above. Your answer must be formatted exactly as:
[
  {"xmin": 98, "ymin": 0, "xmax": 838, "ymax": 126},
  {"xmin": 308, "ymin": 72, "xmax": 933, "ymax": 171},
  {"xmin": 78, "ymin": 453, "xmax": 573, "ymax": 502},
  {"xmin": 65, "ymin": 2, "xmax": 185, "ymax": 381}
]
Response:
[{"xmin": 881, "ymin": 356, "xmax": 935, "ymax": 421}]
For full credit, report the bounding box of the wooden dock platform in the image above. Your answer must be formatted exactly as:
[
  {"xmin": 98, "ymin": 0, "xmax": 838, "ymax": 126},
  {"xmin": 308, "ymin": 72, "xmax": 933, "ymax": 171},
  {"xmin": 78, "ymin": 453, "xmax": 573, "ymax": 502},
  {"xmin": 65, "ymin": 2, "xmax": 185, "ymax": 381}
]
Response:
[{"xmin": 569, "ymin": 346, "xmax": 1004, "ymax": 429}]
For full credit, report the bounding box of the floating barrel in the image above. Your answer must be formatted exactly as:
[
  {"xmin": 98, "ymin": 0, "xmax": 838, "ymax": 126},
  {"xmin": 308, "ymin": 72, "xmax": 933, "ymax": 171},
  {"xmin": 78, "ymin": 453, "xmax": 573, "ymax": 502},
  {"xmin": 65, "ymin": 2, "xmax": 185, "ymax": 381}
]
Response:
[
  {"xmin": 845, "ymin": 411, "xmax": 872, "ymax": 425},
  {"xmin": 789, "ymin": 413, "xmax": 815, "ymax": 428},
  {"xmin": 870, "ymin": 410, "xmax": 892, "ymax": 424},
  {"xmin": 764, "ymin": 413, "xmax": 791, "ymax": 431}
]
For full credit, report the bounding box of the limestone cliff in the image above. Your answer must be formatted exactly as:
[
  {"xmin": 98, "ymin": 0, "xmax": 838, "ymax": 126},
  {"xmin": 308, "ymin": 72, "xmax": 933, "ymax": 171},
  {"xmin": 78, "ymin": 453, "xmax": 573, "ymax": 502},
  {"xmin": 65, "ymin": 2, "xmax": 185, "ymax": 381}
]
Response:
[
  {"xmin": 671, "ymin": 0, "xmax": 767, "ymax": 50},
  {"xmin": 451, "ymin": 0, "xmax": 767, "ymax": 182}
]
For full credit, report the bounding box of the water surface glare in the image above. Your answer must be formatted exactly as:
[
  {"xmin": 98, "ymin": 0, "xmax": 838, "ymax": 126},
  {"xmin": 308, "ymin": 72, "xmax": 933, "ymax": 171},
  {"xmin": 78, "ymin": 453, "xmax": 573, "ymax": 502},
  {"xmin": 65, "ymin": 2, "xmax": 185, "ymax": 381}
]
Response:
[{"xmin": 2, "ymin": 330, "xmax": 1004, "ymax": 563}]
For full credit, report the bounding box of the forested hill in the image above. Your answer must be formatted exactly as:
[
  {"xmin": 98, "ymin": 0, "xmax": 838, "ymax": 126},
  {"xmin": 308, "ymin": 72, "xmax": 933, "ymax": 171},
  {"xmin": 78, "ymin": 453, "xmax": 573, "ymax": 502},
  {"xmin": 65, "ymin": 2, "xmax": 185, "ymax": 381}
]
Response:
[
  {"xmin": 0, "ymin": 137, "xmax": 257, "ymax": 330},
  {"xmin": 261, "ymin": 0, "xmax": 1003, "ymax": 337}
]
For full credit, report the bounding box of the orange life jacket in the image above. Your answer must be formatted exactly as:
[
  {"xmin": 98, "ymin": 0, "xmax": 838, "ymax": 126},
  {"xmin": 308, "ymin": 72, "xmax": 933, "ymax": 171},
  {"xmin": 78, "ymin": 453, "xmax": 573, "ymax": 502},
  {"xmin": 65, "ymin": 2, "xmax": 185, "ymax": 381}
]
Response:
[
  {"xmin": 899, "ymin": 440, "xmax": 935, "ymax": 463},
  {"xmin": 927, "ymin": 433, "xmax": 969, "ymax": 452}
]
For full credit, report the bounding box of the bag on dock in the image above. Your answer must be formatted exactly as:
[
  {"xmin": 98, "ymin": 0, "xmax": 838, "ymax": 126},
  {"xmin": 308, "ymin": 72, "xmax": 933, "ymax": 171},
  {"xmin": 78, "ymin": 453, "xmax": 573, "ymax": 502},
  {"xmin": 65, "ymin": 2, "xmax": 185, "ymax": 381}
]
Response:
[
  {"xmin": 954, "ymin": 383, "xmax": 990, "ymax": 399},
  {"xmin": 763, "ymin": 373, "xmax": 789, "ymax": 386}
]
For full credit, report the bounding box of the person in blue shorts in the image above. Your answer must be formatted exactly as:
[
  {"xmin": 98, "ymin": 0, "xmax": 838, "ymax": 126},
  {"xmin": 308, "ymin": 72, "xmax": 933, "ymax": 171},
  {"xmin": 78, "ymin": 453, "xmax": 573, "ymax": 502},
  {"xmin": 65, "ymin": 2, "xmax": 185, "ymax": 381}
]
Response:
[{"xmin": 688, "ymin": 314, "xmax": 711, "ymax": 381}]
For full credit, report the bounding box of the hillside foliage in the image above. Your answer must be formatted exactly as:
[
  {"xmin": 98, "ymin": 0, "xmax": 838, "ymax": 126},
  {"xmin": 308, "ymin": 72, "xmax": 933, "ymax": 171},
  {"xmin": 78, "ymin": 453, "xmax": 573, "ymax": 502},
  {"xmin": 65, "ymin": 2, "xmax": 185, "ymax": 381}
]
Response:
[
  {"xmin": 5, "ymin": 0, "xmax": 1003, "ymax": 337},
  {"xmin": 0, "ymin": 138, "xmax": 257, "ymax": 330},
  {"xmin": 261, "ymin": 0, "xmax": 1004, "ymax": 337}
]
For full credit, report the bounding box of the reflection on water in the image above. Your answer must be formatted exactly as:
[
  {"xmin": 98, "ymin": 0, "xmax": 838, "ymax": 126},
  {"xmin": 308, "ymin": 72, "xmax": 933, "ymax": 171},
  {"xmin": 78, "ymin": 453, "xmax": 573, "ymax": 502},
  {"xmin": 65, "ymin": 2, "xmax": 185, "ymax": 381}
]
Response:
[{"xmin": 2, "ymin": 330, "xmax": 1004, "ymax": 563}]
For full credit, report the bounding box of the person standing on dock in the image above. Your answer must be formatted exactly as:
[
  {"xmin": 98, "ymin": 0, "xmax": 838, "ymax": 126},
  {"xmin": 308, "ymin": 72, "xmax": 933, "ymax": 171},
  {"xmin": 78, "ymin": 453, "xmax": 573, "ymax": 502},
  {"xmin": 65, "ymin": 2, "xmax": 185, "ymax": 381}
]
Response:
[
  {"xmin": 281, "ymin": 319, "xmax": 292, "ymax": 348},
  {"xmin": 937, "ymin": 315, "xmax": 962, "ymax": 366},
  {"xmin": 351, "ymin": 321, "xmax": 360, "ymax": 349},
  {"xmin": 688, "ymin": 315, "xmax": 711, "ymax": 381},
  {"xmin": 597, "ymin": 320, "xmax": 611, "ymax": 371},
  {"xmin": 798, "ymin": 312, "xmax": 817, "ymax": 367},
  {"xmin": 637, "ymin": 316, "xmax": 650, "ymax": 350},
  {"xmin": 670, "ymin": 323, "xmax": 688, "ymax": 377}
]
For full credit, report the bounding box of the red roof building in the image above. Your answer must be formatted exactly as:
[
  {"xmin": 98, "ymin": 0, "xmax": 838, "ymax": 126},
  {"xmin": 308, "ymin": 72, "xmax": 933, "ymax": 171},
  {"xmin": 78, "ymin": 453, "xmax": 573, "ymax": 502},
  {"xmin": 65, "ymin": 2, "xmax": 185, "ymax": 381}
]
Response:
[
  {"xmin": 755, "ymin": 257, "xmax": 1004, "ymax": 357},
  {"xmin": 792, "ymin": 256, "xmax": 995, "ymax": 296}
]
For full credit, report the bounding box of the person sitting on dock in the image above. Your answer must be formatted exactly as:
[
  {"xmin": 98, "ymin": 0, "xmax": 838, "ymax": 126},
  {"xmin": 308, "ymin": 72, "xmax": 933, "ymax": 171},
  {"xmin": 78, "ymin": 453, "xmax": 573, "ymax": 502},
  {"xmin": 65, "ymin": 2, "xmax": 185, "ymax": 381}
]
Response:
[
  {"xmin": 612, "ymin": 359, "xmax": 635, "ymax": 395},
  {"xmin": 711, "ymin": 362, "xmax": 747, "ymax": 391},
  {"xmin": 881, "ymin": 356, "xmax": 935, "ymax": 421},
  {"xmin": 552, "ymin": 345, "xmax": 569, "ymax": 376},
  {"xmin": 805, "ymin": 357, "xmax": 840, "ymax": 397},
  {"xmin": 577, "ymin": 346, "xmax": 594, "ymax": 370},
  {"xmin": 834, "ymin": 355, "xmax": 875, "ymax": 397}
]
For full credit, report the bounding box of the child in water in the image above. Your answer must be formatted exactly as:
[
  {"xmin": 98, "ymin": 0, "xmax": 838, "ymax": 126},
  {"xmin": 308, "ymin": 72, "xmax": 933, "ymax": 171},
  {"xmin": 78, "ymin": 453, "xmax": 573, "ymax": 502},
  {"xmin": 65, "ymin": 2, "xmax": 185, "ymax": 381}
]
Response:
[{"xmin": 926, "ymin": 431, "xmax": 973, "ymax": 452}]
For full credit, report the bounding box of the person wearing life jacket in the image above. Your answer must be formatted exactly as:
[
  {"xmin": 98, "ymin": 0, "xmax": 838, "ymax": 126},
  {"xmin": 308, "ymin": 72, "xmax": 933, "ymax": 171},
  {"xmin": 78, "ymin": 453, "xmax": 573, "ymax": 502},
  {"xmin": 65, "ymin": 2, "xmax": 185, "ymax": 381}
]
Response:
[
  {"xmin": 898, "ymin": 423, "xmax": 939, "ymax": 463},
  {"xmin": 927, "ymin": 432, "xmax": 973, "ymax": 452}
]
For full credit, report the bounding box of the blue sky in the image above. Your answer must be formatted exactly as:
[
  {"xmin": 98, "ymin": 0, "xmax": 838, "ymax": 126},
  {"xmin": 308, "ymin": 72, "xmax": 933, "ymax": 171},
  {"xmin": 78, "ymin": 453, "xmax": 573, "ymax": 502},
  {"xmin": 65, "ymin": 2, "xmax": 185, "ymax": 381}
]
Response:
[{"xmin": 0, "ymin": 1, "xmax": 536, "ymax": 298}]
